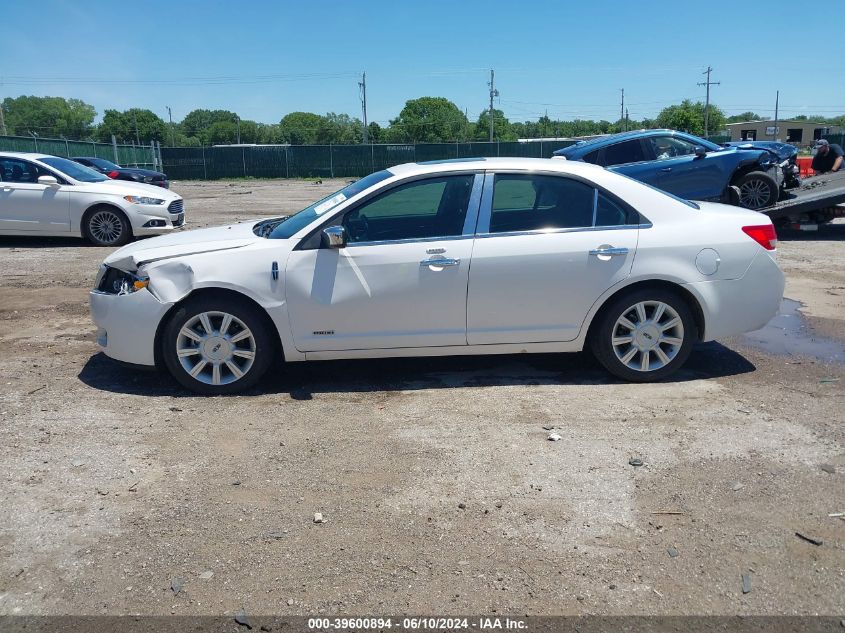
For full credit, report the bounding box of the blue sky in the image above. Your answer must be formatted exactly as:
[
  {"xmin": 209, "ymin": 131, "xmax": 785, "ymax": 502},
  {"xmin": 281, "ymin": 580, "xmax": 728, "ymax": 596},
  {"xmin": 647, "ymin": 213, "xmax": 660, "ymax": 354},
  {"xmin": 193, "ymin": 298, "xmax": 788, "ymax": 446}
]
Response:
[{"xmin": 3, "ymin": 0, "xmax": 843, "ymax": 127}]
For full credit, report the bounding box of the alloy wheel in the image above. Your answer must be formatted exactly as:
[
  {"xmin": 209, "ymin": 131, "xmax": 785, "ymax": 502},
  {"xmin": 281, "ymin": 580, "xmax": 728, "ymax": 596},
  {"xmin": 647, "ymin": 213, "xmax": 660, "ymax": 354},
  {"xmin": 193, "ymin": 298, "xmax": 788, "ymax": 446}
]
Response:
[
  {"xmin": 89, "ymin": 209, "xmax": 124, "ymax": 244},
  {"xmin": 176, "ymin": 311, "xmax": 256, "ymax": 386},
  {"xmin": 611, "ymin": 300, "xmax": 685, "ymax": 372},
  {"xmin": 738, "ymin": 179, "xmax": 771, "ymax": 209}
]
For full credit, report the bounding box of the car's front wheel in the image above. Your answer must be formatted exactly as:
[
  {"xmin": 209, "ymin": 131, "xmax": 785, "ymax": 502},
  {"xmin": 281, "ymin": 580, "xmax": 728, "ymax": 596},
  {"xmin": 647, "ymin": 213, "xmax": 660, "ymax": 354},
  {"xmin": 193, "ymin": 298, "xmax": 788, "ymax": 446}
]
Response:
[
  {"xmin": 590, "ymin": 288, "xmax": 696, "ymax": 382},
  {"xmin": 83, "ymin": 205, "xmax": 133, "ymax": 246},
  {"xmin": 735, "ymin": 171, "xmax": 778, "ymax": 210},
  {"xmin": 161, "ymin": 295, "xmax": 275, "ymax": 394}
]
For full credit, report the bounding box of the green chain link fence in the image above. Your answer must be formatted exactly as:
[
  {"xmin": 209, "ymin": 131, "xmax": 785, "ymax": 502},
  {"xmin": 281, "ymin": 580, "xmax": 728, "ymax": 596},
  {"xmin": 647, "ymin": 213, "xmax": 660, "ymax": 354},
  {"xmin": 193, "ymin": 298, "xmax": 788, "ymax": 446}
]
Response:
[
  {"xmin": 0, "ymin": 134, "xmax": 157, "ymax": 168},
  {"xmin": 8, "ymin": 132, "xmax": 822, "ymax": 182},
  {"xmin": 158, "ymin": 140, "xmax": 581, "ymax": 180}
]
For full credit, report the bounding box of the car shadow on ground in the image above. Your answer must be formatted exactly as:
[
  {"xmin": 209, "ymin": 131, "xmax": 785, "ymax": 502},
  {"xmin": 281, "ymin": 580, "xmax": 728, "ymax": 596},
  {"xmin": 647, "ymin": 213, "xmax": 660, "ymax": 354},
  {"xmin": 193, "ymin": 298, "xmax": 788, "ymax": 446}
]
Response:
[
  {"xmin": 0, "ymin": 234, "xmax": 161, "ymax": 249},
  {"xmin": 777, "ymin": 221, "xmax": 845, "ymax": 242},
  {"xmin": 77, "ymin": 341, "xmax": 755, "ymax": 398},
  {"xmin": 0, "ymin": 236, "xmax": 89, "ymax": 249}
]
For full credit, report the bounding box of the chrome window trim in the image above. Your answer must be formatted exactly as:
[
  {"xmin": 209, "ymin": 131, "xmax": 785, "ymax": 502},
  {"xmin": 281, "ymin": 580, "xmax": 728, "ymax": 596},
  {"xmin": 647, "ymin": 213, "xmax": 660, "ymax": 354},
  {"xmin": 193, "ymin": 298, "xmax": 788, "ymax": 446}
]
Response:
[
  {"xmin": 336, "ymin": 221, "xmax": 652, "ymax": 247},
  {"xmin": 473, "ymin": 223, "xmax": 650, "ymax": 240},
  {"xmin": 475, "ymin": 172, "xmax": 495, "ymax": 235},
  {"xmin": 460, "ymin": 173, "xmax": 485, "ymax": 236},
  {"xmin": 341, "ymin": 233, "xmax": 476, "ymax": 248}
]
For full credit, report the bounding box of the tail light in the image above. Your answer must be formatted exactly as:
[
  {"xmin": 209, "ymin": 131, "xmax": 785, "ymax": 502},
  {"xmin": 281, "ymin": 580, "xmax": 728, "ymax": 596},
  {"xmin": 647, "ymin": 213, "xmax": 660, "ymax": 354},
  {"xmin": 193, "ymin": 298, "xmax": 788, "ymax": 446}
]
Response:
[
  {"xmin": 107, "ymin": 170, "xmax": 119, "ymax": 179},
  {"xmin": 742, "ymin": 224, "xmax": 778, "ymax": 250}
]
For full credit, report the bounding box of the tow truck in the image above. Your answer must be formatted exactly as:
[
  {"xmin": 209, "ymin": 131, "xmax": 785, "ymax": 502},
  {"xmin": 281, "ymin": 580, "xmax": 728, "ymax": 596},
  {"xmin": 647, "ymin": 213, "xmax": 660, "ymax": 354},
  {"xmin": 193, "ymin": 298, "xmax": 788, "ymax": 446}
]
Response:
[{"xmin": 762, "ymin": 169, "xmax": 845, "ymax": 230}]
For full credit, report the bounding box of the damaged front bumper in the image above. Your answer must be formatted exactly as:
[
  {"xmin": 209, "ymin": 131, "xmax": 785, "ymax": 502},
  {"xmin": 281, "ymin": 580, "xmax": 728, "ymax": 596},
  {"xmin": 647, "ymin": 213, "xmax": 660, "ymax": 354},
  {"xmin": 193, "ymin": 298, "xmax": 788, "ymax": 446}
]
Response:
[{"xmin": 90, "ymin": 285, "xmax": 172, "ymax": 367}]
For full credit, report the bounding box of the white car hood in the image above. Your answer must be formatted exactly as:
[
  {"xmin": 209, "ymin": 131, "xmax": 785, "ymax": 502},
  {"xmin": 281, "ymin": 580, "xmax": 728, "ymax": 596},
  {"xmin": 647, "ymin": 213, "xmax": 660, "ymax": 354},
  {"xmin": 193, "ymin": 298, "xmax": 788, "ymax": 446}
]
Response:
[
  {"xmin": 72, "ymin": 178, "xmax": 181, "ymax": 199},
  {"xmin": 105, "ymin": 221, "xmax": 262, "ymax": 270}
]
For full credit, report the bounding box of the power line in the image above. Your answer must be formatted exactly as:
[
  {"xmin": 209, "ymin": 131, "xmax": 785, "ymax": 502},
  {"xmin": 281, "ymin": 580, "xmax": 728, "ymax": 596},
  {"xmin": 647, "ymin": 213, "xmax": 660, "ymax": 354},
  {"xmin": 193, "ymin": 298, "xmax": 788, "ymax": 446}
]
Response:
[{"xmin": 1, "ymin": 71, "xmax": 359, "ymax": 86}]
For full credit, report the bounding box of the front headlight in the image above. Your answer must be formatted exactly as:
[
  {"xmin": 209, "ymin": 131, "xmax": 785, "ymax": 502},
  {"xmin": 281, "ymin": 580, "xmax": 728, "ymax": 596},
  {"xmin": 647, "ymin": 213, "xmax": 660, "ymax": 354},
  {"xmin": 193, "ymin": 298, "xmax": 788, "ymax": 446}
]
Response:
[
  {"xmin": 124, "ymin": 195, "xmax": 165, "ymax": 205},
  {"xmin": 95, "ymin": 265, "xmax": 149, "ymax": 294}
]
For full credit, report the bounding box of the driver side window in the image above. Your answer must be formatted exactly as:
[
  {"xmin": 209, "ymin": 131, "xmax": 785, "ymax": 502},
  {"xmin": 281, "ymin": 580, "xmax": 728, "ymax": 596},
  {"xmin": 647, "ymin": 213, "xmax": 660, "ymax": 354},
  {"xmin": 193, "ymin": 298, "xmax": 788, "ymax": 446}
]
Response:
[
  {"xmin": 0, "ymin": 158, "xmax": 47, "ymax": 183},
  {"xmin": 648, "ymin": 136, "xmax": 698, "ymax": 160},
  {"xmin": 339, "ymin": 175, "xmax": 475, "ymax": 244}
]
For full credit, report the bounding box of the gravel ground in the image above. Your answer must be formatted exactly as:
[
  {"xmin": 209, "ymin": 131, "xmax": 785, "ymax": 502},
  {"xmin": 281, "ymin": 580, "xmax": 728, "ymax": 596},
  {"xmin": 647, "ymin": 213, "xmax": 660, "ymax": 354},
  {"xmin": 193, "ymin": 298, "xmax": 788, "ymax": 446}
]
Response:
[{"xmin": 0, "ymin": 179, "xmax": 842, "ymax": 616}]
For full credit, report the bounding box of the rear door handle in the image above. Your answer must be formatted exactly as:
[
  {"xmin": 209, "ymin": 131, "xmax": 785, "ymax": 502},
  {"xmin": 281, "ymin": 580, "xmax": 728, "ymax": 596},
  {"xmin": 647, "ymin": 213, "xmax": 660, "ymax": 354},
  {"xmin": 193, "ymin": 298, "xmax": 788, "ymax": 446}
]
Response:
[
  {"xmin": 660, "ymin": 167, "xmax": 672, "ymax": 172},
  {"xmin": 420, "ymin": 257, "xmax": 460, "ymax": 267},
  {"xmin": 589, "ymin": 247, "xmax": 629, "ymax": 256}
]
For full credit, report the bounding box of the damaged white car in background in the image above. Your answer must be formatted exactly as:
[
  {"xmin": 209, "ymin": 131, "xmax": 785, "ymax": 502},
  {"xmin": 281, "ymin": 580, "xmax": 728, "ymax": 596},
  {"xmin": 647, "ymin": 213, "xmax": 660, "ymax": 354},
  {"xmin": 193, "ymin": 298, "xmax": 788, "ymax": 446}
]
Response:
[{"xmin": 90, "ymin": 157, "xmax": 784, "ymax": 394}]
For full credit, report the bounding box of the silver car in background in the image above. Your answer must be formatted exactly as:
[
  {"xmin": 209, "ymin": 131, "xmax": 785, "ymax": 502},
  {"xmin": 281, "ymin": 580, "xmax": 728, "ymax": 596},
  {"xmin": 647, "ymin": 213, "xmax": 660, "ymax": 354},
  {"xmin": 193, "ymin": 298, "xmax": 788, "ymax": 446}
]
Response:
[{"xmin": 0, "ymin": 152, "xmax": 185, "ymax": 246}]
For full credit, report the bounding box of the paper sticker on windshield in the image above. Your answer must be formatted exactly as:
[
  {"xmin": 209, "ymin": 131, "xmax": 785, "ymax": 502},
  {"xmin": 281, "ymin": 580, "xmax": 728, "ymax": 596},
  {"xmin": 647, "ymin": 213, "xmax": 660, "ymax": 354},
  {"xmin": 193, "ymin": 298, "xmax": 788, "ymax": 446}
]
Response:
[{"xmin": 314, "ymin": 193, "xmax": 347, "ymax": 215}]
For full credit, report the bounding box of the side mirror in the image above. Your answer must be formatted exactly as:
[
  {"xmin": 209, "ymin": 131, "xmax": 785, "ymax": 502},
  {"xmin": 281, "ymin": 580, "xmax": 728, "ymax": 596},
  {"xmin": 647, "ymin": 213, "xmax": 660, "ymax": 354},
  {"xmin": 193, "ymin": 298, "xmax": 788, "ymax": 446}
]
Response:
[
  {"xmin": 693, "ymin": 146, "xmax": 707, "ymax": 158},
  {"xmin": 321, "ymin": 225, "xmax": 347, "ymax": 249},
  {"xmin": 37, "ymin": 175, "xmax": 59, "ymax": 186}
]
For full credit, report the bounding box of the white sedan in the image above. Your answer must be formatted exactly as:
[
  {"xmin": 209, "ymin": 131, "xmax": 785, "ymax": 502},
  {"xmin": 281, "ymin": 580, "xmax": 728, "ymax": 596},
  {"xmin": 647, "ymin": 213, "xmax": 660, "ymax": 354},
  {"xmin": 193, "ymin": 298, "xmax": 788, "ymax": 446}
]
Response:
[
  {"xmin": 90, "ymin": 157, "xmax": 784, "ymax": 394},
  {"xmin": 0, "ymin": 152, "xmax": 184, "ymax": 245}
]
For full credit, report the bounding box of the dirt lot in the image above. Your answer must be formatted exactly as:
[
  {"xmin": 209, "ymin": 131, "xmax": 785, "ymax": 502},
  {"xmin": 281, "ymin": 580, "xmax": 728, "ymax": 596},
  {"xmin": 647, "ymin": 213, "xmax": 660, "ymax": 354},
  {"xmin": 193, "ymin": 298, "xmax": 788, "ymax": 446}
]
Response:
[{"xmin": 0, "ymin": 179, "xmax": 842, "ymax": 617}]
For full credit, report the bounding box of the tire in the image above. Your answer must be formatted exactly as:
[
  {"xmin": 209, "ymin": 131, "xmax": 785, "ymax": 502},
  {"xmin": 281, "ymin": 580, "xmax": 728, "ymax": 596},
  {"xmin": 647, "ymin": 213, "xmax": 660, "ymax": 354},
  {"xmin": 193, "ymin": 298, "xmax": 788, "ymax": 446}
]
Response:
[
  {"xmin": 590, "ymin": 288, "xmax": 696, "ymax": 382},
  {"xmin": 82, "ymin": 205, "xmax": 132, "ymax": 246},
  {"xmin": 734, "ymin": 171, "xmax": 778, "ymax": 210},
  {"xmin": 161, "ymin": 294, "xmax": 275, "ymax": 395}
]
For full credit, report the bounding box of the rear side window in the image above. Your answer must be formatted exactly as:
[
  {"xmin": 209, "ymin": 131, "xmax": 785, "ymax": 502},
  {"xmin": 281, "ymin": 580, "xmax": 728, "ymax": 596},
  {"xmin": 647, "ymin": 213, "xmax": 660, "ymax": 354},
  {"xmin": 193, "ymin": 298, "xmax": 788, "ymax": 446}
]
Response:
[
  {"xmin": 582, "ymin": 150, "xmax": 601, "ymax": 165},
  {"xmin": 596, "ymin": 192, "xmax": 636, "ymax": 226},
  {"xmin": 603, "ymin": 139, "xmax": 646, "ymax": 166},
  {"xmin": 489, "ymin": 174, "xmax": 595, "ymax": 233}
]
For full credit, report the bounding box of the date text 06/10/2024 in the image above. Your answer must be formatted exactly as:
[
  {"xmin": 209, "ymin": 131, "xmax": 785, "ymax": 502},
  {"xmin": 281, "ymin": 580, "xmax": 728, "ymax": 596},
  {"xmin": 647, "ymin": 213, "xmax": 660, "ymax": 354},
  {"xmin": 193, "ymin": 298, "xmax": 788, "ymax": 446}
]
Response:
[{"xmin": 307, "ymin": 617, "xmax": 528, "ymax": 630}]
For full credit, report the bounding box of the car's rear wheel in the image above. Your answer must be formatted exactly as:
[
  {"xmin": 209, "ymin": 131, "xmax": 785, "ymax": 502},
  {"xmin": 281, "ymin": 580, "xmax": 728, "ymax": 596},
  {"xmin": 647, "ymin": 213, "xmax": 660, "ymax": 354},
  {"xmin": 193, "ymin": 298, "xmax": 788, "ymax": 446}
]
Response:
[
  {"xmin": 735, "ymin": 171, "xmax": 778, "ymax": 210},
  {"xmin": 161, "ymin": 295, "xmax": 275, "ymax": 395},
  {"xmin": 590, "ymin": 288, "xmax": 696, "ymax": 382},
  {"xmin": 83, "ymin": 205, "xmax": 132, "ymax": 246}
]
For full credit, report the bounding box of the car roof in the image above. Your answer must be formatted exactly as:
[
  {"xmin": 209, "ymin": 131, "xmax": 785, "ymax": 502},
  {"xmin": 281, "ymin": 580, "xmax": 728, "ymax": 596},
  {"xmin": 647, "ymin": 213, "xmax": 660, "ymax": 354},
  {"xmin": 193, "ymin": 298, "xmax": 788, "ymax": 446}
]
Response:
[
  {"xmin": 555, "ymin": 129, "xmax": 708, "ymax": 154},
  {"xmin": 0, "ymin": 151, "xmax": 55, "ymax": 161},
  {"xmin": 388, "ymin": 156, "xmax": 605, "ymax": 177}
]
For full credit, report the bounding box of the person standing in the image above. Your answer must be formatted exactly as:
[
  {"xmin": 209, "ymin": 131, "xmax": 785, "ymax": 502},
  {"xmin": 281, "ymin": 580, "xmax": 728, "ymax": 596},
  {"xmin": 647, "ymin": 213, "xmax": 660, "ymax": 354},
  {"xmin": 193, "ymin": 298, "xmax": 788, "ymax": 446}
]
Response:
[{"xmin": 811, "ymin": 139, "xmax": 844, "ymax": 174}]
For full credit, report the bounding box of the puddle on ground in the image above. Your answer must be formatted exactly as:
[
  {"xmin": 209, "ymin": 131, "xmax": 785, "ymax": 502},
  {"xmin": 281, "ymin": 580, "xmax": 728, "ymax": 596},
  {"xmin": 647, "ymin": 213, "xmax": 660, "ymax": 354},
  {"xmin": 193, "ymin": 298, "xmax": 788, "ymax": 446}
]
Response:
[{"xmin": 742, "ymin": 298, "xmax": 845, "ymax": 364}]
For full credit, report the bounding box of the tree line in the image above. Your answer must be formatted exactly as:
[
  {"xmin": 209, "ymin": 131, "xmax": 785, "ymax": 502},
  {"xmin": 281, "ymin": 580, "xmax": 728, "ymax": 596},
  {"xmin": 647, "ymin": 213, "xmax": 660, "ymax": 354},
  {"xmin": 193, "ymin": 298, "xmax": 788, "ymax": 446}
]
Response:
[{"xmin": 2, "ymin": 95, "xmax": 843, "ymax": 146}]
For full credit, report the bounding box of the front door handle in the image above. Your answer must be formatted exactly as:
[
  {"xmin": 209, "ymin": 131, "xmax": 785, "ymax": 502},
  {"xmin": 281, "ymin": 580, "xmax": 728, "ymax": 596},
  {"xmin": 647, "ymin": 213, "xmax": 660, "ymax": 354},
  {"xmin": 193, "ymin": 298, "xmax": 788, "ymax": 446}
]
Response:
[
  {"xmin": 660, "ymin": 167, "xmax": 672, "ymax": 172},
  {"xmin": 420, "ymin": 257, "xmax": 460, "ymax": 267},
  {"xmin": 589, "ymin": 247, "xmax": 629, "ymax": 257}
]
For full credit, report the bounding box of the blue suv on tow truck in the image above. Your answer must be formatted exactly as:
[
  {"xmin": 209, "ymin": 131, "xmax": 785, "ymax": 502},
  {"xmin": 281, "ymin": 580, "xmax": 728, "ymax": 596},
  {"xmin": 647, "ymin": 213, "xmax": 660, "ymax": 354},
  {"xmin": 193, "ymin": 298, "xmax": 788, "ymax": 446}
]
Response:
[{"xmin": 553, "ymin": 129, "xmax": 784, "ymax": 210}]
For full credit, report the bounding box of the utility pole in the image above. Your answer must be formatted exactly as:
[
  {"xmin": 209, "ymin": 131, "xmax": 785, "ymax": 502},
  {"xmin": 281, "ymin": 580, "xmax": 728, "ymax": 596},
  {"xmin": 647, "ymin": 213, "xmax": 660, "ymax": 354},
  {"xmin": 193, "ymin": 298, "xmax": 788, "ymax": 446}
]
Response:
[
  {"xmin": 359, "ymin": 72, "xmax": 368, "ymax": 144},
  {"xmin": 697, "ymin": 66, "xmax": 720, "ymax": 137},
  {"xmin": 772, "ymin": 90, "xmax": 779, "ymax": 141},
  {"xmin": 166, "ymin": 106, "xmax": 175, "ymax": 147},
  {"xmin": 625, "ymin": 108, "xmax": 629, "ymax": 132},
  {"xmin": 236, "ymin": 115, "xmax": 241, "ymax": 144},
  {"xmin": 620, "ymin": 88, "xmax": 624, "ymax": 130},
  {"xmin": 0, "ymin": 103, "xmax": 6, "ymax": 136},
  {"xmin": 488, "ymin": 69, "xmax": 499, "ymax": 142}
]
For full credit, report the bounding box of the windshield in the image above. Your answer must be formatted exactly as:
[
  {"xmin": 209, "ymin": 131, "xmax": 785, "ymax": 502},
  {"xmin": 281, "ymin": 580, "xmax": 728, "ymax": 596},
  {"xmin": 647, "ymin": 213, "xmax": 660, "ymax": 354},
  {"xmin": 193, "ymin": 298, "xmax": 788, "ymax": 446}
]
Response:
[
  {"xmin": 39, "ymin": 156, "xmax": 108, "ymax": 182},
  {"xmin": 269, "ymin": 170, "xmax": 393, "ymax": 239}
]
